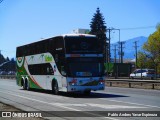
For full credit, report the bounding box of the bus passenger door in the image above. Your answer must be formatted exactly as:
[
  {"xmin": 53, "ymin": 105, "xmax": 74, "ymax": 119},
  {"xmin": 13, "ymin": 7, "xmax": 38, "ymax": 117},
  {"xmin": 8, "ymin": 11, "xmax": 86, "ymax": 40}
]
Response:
[
  {"xmin": 60, "ymin": 66, "xmax": 67, "ymax": 91},
  {"xmin": 46, "ymin": 65, "xmax": 54, "ymax": 90}
]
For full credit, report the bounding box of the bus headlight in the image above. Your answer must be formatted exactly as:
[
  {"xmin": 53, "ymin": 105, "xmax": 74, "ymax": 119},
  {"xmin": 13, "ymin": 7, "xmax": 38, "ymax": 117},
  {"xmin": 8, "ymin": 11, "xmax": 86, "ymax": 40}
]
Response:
[
  {"xmin": 99, "ymin": 78, "xmax": 104, "ymax": 84},
  {"xmin": 69, "ymin": 79, "xmax": 77, "ymax": 86}
]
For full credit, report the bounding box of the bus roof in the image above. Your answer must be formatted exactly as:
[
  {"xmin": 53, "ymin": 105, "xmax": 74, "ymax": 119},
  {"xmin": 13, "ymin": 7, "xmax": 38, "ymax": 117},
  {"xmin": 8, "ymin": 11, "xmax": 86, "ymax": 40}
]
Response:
[
  {"xmin": 17, "ymin": 34, "xmax": 96, "ymax": 48},
  {"xmin": 62, "ymin": 34, "xmax": 96, "ymax": 38}
]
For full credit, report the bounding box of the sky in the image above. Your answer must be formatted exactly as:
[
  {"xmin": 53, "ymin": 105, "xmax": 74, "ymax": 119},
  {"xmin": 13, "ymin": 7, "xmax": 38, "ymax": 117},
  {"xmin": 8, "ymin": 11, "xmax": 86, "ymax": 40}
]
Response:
[{"xmin": 0, "ymin": 0, "xmax": 160, "ymax": 58}]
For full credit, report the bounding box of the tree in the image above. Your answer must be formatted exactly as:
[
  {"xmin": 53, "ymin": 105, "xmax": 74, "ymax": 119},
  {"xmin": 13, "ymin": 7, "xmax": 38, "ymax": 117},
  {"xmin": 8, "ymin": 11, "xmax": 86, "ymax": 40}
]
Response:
[
  {"xmin": 138, "ymin": 24, "xmax": 160, "ymax": 74},
  {"xmin": 0, "ymin": 54, "xmax": 6, "ymax": 64},
  {"xmin": 6, "ymin": 57, "xmax": 10, "ymax": 61},
  {"xmin": 90, "ymin": 7, "xmax": 107, "ymax": 62}
]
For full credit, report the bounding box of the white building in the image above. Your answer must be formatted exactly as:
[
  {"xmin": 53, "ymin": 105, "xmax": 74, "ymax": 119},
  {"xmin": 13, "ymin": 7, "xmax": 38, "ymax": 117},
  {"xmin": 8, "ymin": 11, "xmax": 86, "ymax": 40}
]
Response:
[{"xmin": 72, "ymin": 29, "xmax": 90, "ymax": 34}]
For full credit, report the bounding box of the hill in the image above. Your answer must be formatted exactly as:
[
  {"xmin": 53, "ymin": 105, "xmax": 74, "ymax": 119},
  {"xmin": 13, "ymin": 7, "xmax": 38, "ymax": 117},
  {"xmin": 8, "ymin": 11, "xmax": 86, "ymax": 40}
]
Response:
[{"xmin": 111, "ymin": 36, "xmax": 148, "ymax": 59}]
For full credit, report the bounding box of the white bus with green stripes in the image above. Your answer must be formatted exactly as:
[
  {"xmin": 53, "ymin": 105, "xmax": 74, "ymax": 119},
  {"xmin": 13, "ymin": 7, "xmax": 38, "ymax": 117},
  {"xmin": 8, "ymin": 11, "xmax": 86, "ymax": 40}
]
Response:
[{"xmin": 16, "ymin": 34, "xmax": 105, "ymax": 95}]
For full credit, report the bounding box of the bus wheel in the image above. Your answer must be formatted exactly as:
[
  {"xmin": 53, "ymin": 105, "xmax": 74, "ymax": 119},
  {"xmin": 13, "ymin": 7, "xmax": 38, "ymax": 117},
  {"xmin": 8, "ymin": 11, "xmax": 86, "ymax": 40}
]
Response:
[
  {"xmin": 26, "ymin": 79, "xmax": 30, "ymax": 91},
  {"xmin": 52, "ymin": 81, "xmax": 59, "ymax": 95},
  {"xmin": 84, "ymin": 90, "xmax": 91, "ymax": 96},
  {"xmin": 23, "ymin": 79, "xmax": 30, "ymax": 90},
  {"xmin": 22, "ymin": 79, "xmax": 26, "ymax": 90}
]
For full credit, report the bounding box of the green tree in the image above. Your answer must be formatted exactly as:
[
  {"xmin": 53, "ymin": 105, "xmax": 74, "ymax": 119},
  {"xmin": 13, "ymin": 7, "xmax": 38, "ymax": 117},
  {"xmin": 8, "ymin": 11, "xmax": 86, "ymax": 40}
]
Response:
[
  {"xmin": 6, "ymin": 57, "xmax": 10, "ymax": 61},
  {"xmin": 90, "ymin": 7, "xmax": 107, "ymax": 61},
  {"xmin": 0, "ymin": 54, "xmax": 6, "ymax": 64},
  {"xmin": 138, "ymin": 24, "xmax": 160, "ymax": 74},
  {"xmin": 137, "ymin": 51, "xmax": 147, "ymax": 68}
]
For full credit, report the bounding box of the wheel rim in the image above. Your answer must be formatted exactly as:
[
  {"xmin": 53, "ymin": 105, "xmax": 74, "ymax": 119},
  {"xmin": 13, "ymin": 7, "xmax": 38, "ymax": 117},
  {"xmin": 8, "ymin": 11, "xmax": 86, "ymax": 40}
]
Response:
[{"xmin": 53, "ymin": 81, "xmax": 59, "ymax": 94}]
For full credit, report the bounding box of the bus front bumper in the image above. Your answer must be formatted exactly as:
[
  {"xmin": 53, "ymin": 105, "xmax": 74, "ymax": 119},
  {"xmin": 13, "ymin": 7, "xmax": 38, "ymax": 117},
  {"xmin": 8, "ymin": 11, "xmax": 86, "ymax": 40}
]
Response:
[{"xmin": 67, "ymin": 84, "xmax": 105, "ymax": 92}]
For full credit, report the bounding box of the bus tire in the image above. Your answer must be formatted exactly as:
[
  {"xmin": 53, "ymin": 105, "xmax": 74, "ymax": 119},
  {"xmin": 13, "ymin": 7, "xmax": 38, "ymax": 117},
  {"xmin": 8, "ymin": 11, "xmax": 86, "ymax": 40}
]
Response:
[
  {"xmin": 52, "ymin": 80, "xmax": 59, "ymax": 95},
  {"xmin": 21, "ymin": 78, "xmax": 25, "ymax": 89},
  {"xmin": 26, "ymin": 79, "xmax": 30, "ymax": 91},
  {"xmin": 23, "ymin": 79, "xmax": 29, "ymax": 90}
]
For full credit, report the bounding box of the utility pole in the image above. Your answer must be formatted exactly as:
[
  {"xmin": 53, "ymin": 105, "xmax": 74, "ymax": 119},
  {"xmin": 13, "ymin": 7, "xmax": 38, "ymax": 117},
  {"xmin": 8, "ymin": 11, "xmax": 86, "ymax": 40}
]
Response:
[
  {"xmin": 133, "ymin": 41, "xmax": 138, "ymax": 68},
  {"xmin": 118, "ymin": 42, "xmax": 125, "ymax": 63},
  {"xmin": 112, "ymin": 44, "xmax": 118, "ymax": 63},
  {"xmin": 106, "ymin": 28, "xmax": 120, "ymax": 63},
  {"xmin": 106, "ymin": 29, "xmax": 111, "ymax": 63}
]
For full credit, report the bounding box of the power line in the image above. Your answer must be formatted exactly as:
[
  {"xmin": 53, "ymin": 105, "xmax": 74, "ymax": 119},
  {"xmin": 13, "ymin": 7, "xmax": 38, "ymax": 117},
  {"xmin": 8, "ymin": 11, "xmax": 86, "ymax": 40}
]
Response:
[{"xmin": 120, "ymin": 25, "xmax": 155, "ymax": 30}]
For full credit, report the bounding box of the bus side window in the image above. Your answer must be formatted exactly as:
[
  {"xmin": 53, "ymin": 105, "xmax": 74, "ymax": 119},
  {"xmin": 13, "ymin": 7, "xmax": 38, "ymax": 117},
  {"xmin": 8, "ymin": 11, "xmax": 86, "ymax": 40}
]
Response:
[
  {"xmin": 47, "ymin": 66, "xmax": 54, "ymax": 75},
  {"xmin": 47, "ymin": 67, "xmax": 50, "ymax": 74},
  {"xmin": 50, "ymin": 67, "xmax": 54, "ymax": 75}
]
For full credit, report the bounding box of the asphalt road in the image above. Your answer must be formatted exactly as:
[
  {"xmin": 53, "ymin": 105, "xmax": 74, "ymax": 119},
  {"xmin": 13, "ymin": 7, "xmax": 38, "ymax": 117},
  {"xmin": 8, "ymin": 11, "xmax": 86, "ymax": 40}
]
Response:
[{"xmin": 0, "ymin": 79, "xmax": 160, "ymax": 120}]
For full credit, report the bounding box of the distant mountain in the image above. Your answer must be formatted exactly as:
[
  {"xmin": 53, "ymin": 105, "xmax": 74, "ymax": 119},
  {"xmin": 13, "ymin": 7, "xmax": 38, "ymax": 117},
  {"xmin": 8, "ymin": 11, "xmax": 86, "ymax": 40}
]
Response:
[{"xmin": 111, "ymin": 36, "xmax": 148, "ymax": 59}]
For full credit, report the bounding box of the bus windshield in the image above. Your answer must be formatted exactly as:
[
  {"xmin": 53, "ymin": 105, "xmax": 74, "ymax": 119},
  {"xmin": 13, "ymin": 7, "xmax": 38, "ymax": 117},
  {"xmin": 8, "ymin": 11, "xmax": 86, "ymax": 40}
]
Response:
[{"xmin": 67, "ymin": 58, "xmax": 104, "ymax": 77}]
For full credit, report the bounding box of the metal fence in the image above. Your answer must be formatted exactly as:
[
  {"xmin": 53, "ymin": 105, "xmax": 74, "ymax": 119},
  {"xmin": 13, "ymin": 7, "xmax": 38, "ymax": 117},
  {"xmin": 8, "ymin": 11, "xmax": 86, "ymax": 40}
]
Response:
[
  {"xmin": 106, "ymin": 79, "xmax": 160, "ymax": 89},
  {"xmin": 0, "ymin": 75, "xmax": 16, "ymax": 79}
]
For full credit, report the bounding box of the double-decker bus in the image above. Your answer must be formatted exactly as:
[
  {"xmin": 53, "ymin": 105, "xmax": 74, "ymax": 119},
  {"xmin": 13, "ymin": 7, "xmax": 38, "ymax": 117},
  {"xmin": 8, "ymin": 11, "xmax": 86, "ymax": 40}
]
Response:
[{"xmin": 16, "ymin": 34, "xmax": 105, "ymax": 95}]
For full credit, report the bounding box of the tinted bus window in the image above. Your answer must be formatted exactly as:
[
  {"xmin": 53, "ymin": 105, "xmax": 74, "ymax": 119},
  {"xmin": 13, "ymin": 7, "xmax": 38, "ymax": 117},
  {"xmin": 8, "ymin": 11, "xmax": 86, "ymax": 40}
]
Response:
[
  {"xmin": 65, "ymin": 37, "xmax": 103, "ymax": 54},
  {"xmin": 28, "ymin": 63, "xmax": 54, "ymax": 75}
]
